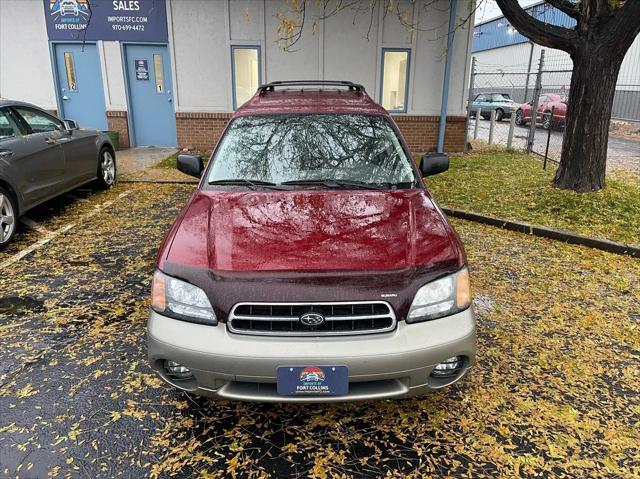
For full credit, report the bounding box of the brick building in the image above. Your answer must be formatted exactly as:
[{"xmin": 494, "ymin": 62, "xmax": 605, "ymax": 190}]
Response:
[{"xmin": 0, "ymin": 0, "xmax": 474, "ymax": 153}]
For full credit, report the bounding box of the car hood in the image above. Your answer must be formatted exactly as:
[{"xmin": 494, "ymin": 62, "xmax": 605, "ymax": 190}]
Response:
[{"xmin": 161, "ymin": 188, "xmax": 461, "ymax": 273}]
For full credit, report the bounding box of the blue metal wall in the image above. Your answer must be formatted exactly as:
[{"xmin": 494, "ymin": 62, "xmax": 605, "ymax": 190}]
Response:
[{"xmin": 473, "ymin": 2, "xmax": 576, "ymax": 53}]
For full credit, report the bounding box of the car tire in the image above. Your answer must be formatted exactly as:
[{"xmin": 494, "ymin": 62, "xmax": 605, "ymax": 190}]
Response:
[
  {"xmin": 543, "ymin": 111, "xmax": 552, "ymax": 130},
  {"xmin": 96, "ymin": 147, "xmax": 117, "ymax": 189},
  {"xmin": 495, "ymin": 109, "xmax": 504, "ymax": 122},
  {"xmin": 0, "ymin": 186, "xmax": 18, "ymax": 250},
  {"xmin": 515, "ymin": 109, "xmax": 526, "ymax": 126}
]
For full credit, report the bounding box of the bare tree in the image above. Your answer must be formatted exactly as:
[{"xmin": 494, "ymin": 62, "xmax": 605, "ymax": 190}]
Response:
[
  {"xmin": 495, "ymin": 0, "xmax": 640, "ymax": 192},
  {"xmin": 275, "ymin": 0, "xmax": 478, "ymax": 51}
]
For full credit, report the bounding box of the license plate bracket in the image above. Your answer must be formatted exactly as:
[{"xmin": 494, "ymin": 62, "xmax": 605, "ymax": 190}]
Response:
[{"xmin": 276, "ymin": 365, "xmax": 349, "ymax": 396}]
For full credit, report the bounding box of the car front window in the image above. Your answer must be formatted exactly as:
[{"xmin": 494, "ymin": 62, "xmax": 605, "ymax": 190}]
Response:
[
  {"xmin": 206, "ymin": 114, "xmax": 417, "ymax": 188},
  {"xmin": 13, "ymin": 107, "xmax": 63, "ymax": 134},
  {"xmin": 492, "ymin": 94, "xmax": 511, "ymax": 101}
]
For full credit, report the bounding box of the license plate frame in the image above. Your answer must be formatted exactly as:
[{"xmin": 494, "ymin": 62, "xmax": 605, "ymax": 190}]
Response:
[{"xmin": 276, "ymin": 365, "xmax": 349, "ymax": 396}]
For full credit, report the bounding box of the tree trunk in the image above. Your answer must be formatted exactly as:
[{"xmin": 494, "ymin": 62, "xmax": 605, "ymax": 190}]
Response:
[{"xmin": 553, "ymin": 46, "xmax": 624, "ymax": 192}]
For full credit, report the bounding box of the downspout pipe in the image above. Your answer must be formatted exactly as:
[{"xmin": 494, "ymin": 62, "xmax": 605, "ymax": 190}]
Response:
[{"xmin": 437, "ymin": 0, "xmax": 458, "ymax": 153}]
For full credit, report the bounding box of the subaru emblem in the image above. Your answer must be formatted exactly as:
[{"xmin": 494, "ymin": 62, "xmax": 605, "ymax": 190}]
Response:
[{"xmin": 299, "ymin": 312, "xmax": 325, "ymax": 327}]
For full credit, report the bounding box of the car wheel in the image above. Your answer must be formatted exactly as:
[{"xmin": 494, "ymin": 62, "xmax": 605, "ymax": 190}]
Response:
[
  {"xmin": 543, "ymin": 111, "xmax": 552, "ymax": 130},
  {"xmin": 495, "ymin": 109, "xmax": 504, "ymax": 122},
  {"xmin": 515, "ymin": 109, "xmax": 526, "ymax": 126},
  {"xmin": 97, "ymin": 147, "xmax": 117, "ymax": 188},
  {"xmin": 0, "ymin": 187, "xmax": 17, "ymax": 250}
]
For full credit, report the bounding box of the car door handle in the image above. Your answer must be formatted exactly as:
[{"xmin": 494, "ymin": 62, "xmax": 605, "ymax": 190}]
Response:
[
  {"xmin": 45, "ymin": 138, "xmax": 58, "ymax": 145},
  {"xmin": 0, "ymin": 150, "xmax": 14, "ymax": 159},
  {"xmin": 62, "ymin": 95, "xmax": 69, "ymax": 100}
]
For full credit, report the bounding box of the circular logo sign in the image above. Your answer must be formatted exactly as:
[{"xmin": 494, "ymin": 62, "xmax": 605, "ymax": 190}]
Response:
[{"xmin": 299, "ymin": 312, "xmax": 325, "ymax": 327}]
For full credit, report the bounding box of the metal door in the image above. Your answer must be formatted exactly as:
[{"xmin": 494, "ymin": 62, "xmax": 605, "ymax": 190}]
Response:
[
  {"xmin": 124, "ymin": 44, "xmax": 177, "ymax": 146},
  {"xmin": 53, "ymin": 43, "xmax": 107, "ymax": 130}
]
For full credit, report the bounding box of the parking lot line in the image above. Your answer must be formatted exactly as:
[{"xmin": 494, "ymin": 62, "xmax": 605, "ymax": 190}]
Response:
[
  {"xmin": 0, "ymin": 191, "xmax": 131, "ymax": 270},
  {"xmin": 19, "ymin": 217, "xmax": 52, "ymax": 235}
]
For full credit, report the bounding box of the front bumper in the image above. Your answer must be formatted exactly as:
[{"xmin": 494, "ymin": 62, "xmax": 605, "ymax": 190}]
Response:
[{"xmin": 147, "ymin": 308, "xmax": 476, "ymax": 402}]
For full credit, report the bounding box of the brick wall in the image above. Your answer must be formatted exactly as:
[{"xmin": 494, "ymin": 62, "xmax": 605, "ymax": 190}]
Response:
[
  {"xmin": 393, "ymin": 115, "xmax": 467, "ymax": 153},
  {"xmin": 176, "ymin": 112, "xmax": 233, "ymax": 153},
  {"xmin": 176, "ymin": 112, "xmax": 467, "ymax": 154},
  {"xmin": 105, "ymin": 111, "xmax": 130, "ymax": 149}
]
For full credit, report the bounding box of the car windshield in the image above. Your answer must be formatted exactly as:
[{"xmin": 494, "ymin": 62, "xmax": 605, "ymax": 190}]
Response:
[
  {"xmin": 206, "ymin": 114, "xmax": 417, "ymax": 188},
  {"xmin": 492, "ymin": 94, "xmax": 512, "ymax": 101}
]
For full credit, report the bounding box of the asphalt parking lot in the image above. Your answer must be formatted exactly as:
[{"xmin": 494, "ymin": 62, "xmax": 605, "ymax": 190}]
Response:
[{"xmin": 1, "ymin": 183, "xmax": 639, "ymax": 478}]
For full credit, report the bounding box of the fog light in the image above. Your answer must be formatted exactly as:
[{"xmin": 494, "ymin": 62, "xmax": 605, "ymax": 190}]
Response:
[
  {"xmin": 431, "ymin": 356, "xmax": 463, "ymax": 378},
  {"xmin": 164, "ymin": 360, "xmax": 193, "ymax": 380}
]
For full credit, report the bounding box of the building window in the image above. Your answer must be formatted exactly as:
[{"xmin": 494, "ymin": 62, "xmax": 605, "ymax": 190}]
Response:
[
  {"xmin": 153, "ymin": 54, "xmax": 165, "ymax": 93},
  {"xmin": 64, "ymin": 52, "xmax": 77, "ymax": 91},
  {"xmin": 231, "ymin": 46, "xmax": 261, "ymax": 109},
  {"xmin": 380, "ymin": 49, "xmax": 410, "ymax": 113}
]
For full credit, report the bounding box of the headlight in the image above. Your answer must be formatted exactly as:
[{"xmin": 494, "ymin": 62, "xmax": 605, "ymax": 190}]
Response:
[
  {"xmin": 151, "ymin": 270, "xmax": 217, "ymax": 325},
  {"xmin": 406, "ymin": 268, "xmax": 471, "ymax": 323}
]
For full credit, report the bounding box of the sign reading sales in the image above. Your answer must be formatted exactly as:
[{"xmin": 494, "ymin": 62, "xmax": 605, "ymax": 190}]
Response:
[{"xmin": 43, "ymin": 0, "xmax": 168, "ymax": 42}]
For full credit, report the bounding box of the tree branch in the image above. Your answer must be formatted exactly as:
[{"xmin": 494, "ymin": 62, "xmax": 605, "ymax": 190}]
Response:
[
  {"xmin": 608, "ymin": 0, "xmax": 640, "ymax": 52},
  {"xmin": 495, "ymin": 0, "xmax": 579, "ymax": 54},
  {"xmin": 544, "ymin": 0, "xmax": 581, "ymax": 20},
  {"xmin": 588, "ymin": 0, "xmax": 614, "ymax": 19}
]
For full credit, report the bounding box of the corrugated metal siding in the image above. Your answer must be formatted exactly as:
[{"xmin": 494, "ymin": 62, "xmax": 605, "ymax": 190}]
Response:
[
  {"xmin": 473, "ymin": 43, "xmax": 538, "ymax": 72},
  {"xmin": 619, "ymin": 35, "xmax": 640, "ymax": 90},
  {"xmin": 473, "ymin": 2, "xmax": 576, "ymax": 53}
]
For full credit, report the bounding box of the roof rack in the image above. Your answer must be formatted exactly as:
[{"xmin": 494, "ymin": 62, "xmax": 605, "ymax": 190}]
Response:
[{"xmin": 258, "ymin": 80, "xmax": 365, "ymax": 93}]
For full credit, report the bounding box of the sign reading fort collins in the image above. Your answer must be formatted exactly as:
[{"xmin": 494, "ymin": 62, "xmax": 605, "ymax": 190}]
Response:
[{"xmin": 43, "ymin": 0, "xmax": 168, "ymax": 42}]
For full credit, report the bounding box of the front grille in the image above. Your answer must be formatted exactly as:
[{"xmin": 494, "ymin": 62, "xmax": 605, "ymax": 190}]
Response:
[{"xmin": 228, "ymin": 302, "xmax": 397, "ymax": 336}]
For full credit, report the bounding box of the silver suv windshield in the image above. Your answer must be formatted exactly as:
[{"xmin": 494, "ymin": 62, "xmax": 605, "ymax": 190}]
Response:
[{"xmin": 206, "ymin": 114, "xmax": 417, "ymax": 188}]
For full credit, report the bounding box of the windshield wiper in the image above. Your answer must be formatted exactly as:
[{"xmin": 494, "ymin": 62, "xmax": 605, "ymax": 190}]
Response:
[
  {"xmin": 208, "ymin": 179, "xmax": 286, "ymax": 190},
  {"xmin": 280, "ymin": 179, "xmax": 389, "ymax": 190}
]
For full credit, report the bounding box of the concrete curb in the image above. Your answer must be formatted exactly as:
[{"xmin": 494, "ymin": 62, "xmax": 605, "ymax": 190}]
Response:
[
  {"xmin": 442, "ymin": 208, "xmax": 640, "ymax": 258},
  {"xmin": 118, "ymin": 179, "xmax": 198, "ymax": 185}
]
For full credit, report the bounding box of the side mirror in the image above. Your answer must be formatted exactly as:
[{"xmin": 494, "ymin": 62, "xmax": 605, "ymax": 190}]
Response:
[
  {"xmin": 63, "ymin": 119, "xmax": 79, "ymax": 131},
  {"xmin": 177, "ymin": 154, "xmax": 204, "ymax": 178},
  {"xmin": 420, "ymin": 153, "xmax": 449, "ymax": 176}
]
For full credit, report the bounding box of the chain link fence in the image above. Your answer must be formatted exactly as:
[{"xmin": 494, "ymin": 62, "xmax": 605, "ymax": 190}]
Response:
[
  {"xmin": 466, "ymin": 48, "xmax": 640, "ymax": 167},
  {"xmin": 529, "ymin": 64, "xmax": 573, "ymax": 162},
  {"xmin": 466, "ymin": 71, "xmax": 531, "ymax": 152}
]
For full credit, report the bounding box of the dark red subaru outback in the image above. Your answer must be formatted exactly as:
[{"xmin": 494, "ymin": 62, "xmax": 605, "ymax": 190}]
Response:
[{"xmin": 148, "ymin": 81, "xmax": 475, "ymax": 402}]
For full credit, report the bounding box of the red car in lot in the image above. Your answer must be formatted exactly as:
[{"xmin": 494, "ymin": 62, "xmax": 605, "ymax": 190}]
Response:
[
  {"xmin": 515, "ymin": 93, "xmax": 567, "ymax": 130},
  {"xmin": 147, "ymin": 80, "xmax": 476, "ymax": 402}
]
